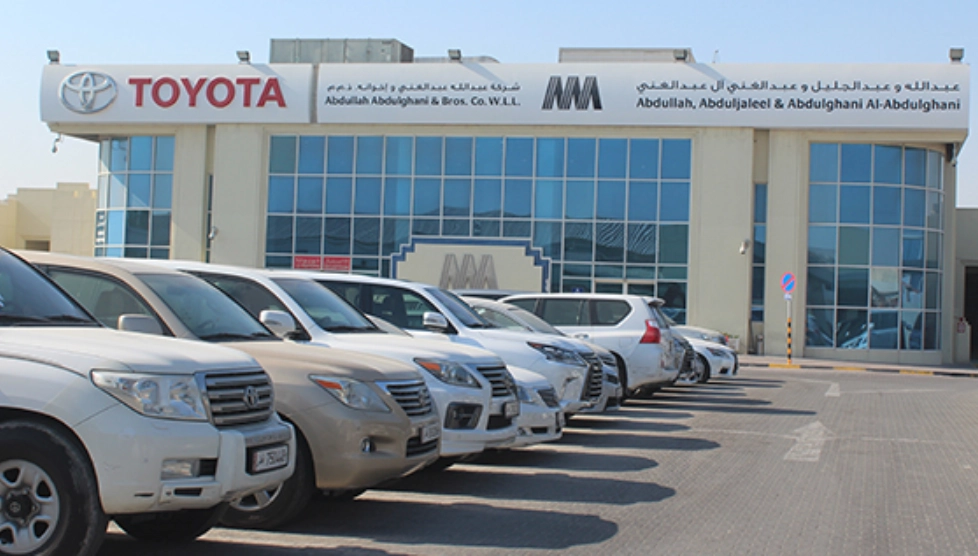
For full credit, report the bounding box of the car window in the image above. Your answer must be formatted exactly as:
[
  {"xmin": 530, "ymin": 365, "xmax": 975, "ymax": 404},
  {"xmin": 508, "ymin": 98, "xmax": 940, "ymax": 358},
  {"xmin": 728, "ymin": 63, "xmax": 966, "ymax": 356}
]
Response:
[
  {"xmin": 427, "ymin": 288, "xmax": 490, "ymax": 328},
  {"xmin": 649, "ymin": 303, "xmax": 673, "ymax": 329},
  {"xmin": 194, "ymin": 273, "xmax": 286, "ymax": 319},
  {"xmin": 45, "ymin": 268, "xmax": 162, "ymax": 331},
  {"xmin": 593, "ymin": 300, "xmax": 632, "ymax": 326},
  {"xmin": 320, "ymin": 281, "xmax": 363, "ymax": 309},
  {"xmin": 0, "ymin": 252, "xmax": 98, "ymax": 327},
  {"xmin": 272, "ymin": 277, "xmax": 377, "ymax": 332},
  {"xmin": 370, "ymin": 285, "xmax": 438, "ymax": 330},
  {"xmin": 508, "ymin": 305, "xmax": 564, "ymax": 335},
  {"xmin": 541, "ymin": 298, "xmax": 586, "ymax": 326},
  {"xmin": 140, "ymin": 273, "xmax": 274, "ymax": 341},
  {"xmin": 504, "ymin": 298, "xmax": 537, "ymax": 313},
  {"xmin": 473, "ymin": 306, "xmax": 527, "ymax": 331}
]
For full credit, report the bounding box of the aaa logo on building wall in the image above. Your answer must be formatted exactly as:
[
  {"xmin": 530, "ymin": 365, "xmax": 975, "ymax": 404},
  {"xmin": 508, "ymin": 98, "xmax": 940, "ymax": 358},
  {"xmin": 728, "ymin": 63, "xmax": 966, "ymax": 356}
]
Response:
[
  {"xmin": 440, "ymin": 254, "xmax": 498, "ymax": 289},
  {"xmin": 541, "ymin": 76, "xmax": 602, "ymax": 110},
  {"xmin": 60, "ymin": 71, "xmax": 117, "ymax": 114}
]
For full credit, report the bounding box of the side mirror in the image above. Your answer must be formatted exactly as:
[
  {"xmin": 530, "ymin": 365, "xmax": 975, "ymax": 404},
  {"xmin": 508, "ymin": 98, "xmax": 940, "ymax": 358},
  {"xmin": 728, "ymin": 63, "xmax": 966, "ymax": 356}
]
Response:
[
  {"xmin": 117, "ymin": 314, "xmax": 163, "ymax": 335},
  {"xmin": 422, "ymin": 311, "xmax": 449, "ymax": 332},
  {"xmin": 260, "ymin": 309, "xmax": 296, "ymax": 338}
]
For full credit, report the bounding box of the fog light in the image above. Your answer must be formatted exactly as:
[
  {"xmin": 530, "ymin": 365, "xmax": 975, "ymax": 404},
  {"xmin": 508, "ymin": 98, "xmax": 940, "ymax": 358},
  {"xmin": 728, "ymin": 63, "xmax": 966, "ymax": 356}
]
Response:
[
  {"xmin": 360, "ymin": 438, "xmax": 376, "ymax": 453},
  {"xmin": 444, "ymin": 403, "xmax": 482, "ymax": 430},
  {"xmin": 161, "ymin": 459, "xmax": 199, "ymax": 480}
]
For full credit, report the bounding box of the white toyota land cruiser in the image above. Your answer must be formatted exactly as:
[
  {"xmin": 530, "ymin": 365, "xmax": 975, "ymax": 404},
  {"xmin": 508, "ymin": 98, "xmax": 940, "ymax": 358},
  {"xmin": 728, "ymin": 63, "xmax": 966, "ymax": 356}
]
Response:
[{"xmin": 0, "ymin": 249, "xmax": 295, "ymax": 555}]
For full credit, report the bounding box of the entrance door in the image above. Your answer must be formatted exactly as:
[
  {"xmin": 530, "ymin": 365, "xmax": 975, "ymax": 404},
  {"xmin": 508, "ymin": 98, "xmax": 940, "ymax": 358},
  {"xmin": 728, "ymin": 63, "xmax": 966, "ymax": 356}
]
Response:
[{"xmin": 966, "ymin": 267, "xmax": 978, "ymax": 360}]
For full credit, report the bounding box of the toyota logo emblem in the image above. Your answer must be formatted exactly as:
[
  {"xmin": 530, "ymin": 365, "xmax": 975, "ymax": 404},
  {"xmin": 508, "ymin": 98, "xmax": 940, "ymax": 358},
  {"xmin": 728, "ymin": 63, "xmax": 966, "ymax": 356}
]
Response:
[
  {"xmin": 60, "ymin": 71, "xmax": 117, "ymax": 114},
  {"xmin": 243, "ymin": 385, "xmax": 260, "ymax": 409}
]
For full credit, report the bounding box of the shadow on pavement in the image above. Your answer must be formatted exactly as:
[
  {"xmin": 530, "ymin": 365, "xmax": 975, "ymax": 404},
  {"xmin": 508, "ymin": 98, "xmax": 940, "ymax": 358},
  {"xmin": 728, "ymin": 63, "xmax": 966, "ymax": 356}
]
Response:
[
  {"xmin": 558, "ymin": 430, "xmax": 721, "ymax": 451},
  {"xmin": 613, "ymin": 408, "xmax": 694, "ymax": 420},
  {"xmin": 566, "ymin": 416, "xmax": 690, "ymax": 433},
  {"xmin": 285, "ymin": 499, "xmax": 620, "ymax": 549},
  {"xmin": 382, "ymin": 467, "xmax": 674, "ymax": 506},
  {"xmin": 99, "ymin": 535, "xmax": 406, "ymax": 555},
  {"xmin": 469, "ymin": 447, "xmax": 658, "ymax": 473}
]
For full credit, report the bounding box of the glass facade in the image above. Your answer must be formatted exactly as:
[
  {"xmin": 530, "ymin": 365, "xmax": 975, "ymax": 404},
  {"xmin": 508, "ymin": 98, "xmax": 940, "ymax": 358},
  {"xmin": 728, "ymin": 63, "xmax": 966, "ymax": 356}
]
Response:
[
  {"xmin": 266, "ymin": 135, "xmax": 692, "ymax": 321},
  {"xmin": 752, "ymin": 184, "xmax": 767, "ymax": 322},
  {"xmin": 806, "ymin": 143, "xmax": 944, "ymax": 351},
  {"xmin": 95, "ymin": 136, "xmax": 174, "ymax": 258}
]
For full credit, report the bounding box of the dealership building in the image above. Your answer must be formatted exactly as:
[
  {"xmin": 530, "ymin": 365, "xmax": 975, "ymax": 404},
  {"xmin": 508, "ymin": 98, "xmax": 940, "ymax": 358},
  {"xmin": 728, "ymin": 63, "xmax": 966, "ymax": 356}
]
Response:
[{"xmin": 38, "ymin": 39, "xmax": 972, "ymax": 365}]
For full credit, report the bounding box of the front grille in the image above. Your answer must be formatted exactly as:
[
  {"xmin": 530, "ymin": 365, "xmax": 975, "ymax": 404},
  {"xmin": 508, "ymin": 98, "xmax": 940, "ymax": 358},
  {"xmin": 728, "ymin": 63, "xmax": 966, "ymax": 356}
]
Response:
[
  {"xmin": 382, "ymin": 380, "xmax": 435, "ymax": 417},
  {"xmin": 579, "ymin": 353, "xmax": 604, "ymax": 401},
  {"xmin": 202, "ymin": 370, "xmax": 274, "ymax": 427},
  {"xmin": 477, "ymin": 365, "xmax": 515, "ymax": 398},
  {"xmin": 537, "ymin": 387, "xmax": 561, "ymax": 408},
  {"xmin": 406, "ymin": 436, "xmax": 439, "ymax": 457},
  {"xmin": 598, "ymin": 352, "xmax": 616, "ymax": 369},
  {"xmin": 487, "ymin": 415, "xmax": 514, "ymax": 430}
]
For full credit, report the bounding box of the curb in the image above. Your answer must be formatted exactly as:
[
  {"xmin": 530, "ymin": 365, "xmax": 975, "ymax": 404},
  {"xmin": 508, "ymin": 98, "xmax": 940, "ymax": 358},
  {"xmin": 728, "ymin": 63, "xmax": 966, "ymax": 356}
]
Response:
[{"xmin": 740, "ymin": 361, "xmax": 978, "ymax": 379}]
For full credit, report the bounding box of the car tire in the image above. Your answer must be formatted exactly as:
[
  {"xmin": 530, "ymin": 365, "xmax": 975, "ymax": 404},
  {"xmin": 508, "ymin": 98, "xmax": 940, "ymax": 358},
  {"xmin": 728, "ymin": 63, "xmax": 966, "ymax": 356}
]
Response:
[
  {"xmin": 114, "ymin": 505, "xmax": 226, "ymax": 542},
  {"xmin": 0, "ymin": 420, "xmax": 107, "ymax": 556},
  {"xmin": 221, "ymin": 430, "xmax": 315, "ymax": 530},
  {"xmin": 696, "ymin": 355, "xmax": 711, "ymax": 384}
]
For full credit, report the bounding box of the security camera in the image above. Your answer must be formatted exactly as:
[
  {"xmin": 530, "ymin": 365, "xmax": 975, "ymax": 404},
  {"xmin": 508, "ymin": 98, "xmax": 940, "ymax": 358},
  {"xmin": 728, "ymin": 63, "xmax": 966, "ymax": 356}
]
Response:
[{"xmin": 739, "ymin": 239, "xmax": 750, "ymax": 255}]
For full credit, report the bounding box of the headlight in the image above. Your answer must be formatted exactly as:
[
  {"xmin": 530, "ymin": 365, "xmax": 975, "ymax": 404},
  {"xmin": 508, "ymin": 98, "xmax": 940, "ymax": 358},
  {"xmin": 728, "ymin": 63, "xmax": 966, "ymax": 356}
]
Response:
[
  {"xmin": 91, "ymin": 371, "xmax": 208, "ymax": 421},
  {"xmin": 527, "ymin": 342, "xmax": 586, "ymax": 367},
  {"xmin": 699, "ymin": 332, "xmax": 727, "ymax": 345},
  {"xmin": 310, "ymin": 376, "xmax": 391, "ymax": 412},
  {"xmin": 517, "ymin": 385, "xmax": 545, "ymax": 406},
  {"xmin": 706, "ymin": 347, "xmax": 729, "ymax": 357},
  {"xmin": 415, "ymin": 358, "xmax": 481, "ymax": 389}
]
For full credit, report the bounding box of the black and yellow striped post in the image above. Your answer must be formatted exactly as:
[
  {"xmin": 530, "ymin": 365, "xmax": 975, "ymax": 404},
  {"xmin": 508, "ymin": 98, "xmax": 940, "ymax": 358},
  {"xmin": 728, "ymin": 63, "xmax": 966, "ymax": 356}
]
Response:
[
  {"xmin": 780, "ymin": 272, "xmax": 796, "ymax": 365},
  {"xmin": 787, "ymin": 313, "xmax": 792, "ymax": 364}
]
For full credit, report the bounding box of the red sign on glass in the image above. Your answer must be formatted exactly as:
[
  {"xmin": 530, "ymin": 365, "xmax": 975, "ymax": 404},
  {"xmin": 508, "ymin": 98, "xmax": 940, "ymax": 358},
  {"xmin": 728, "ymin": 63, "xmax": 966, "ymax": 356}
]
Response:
[
  {"xmin": 292, "ymin": 256, "xmax": 322, "ymax": 270},
  {"xmin": 321, "ymin": 256, "xmax": 352, "ymax": 272}
]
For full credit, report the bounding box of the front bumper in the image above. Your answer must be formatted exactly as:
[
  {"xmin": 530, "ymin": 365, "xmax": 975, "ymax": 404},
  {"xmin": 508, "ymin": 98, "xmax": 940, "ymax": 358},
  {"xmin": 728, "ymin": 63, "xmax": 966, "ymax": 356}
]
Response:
[
  {"xmin": 496, "ymin": 402, "xmax": 563, "ymax": 449},
  {"xmin": 78, "ymin": 405, "xmax": 296, "ymax": 516},
  {"xmin": 428, "ymin": 383, "xmax": 519, "ymax": 456}
]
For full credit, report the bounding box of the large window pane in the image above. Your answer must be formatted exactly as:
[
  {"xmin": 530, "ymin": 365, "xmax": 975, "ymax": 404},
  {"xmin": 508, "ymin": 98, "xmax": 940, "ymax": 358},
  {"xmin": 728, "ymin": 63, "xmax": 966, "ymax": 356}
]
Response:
[
  {"xmin": 836, "ymin": 309, "xmax": 869, "ymax": 349},
  {"xmin": 353, "ymin": 218, "xmax": 380, "ymax": 255},
  {"xmin": 382, "ymin": 218, "xmax": 410, "ymax": 254},
  {"xmin": 754, "ymin": 184, "xmax": 768, "ymax": 224},
  {"xmin": 925, "ymin": 271, "xmax": 940, "ymax": 310},
  {"xmin": 443, "ymin": 178, "xmax": 471, "ymax": 217},
  {"xmin": 924, "ymin": 313, "xmax": 939, "ymax": 350},
  {"xmin": 414, "ymin": 178, "xmax": 441, "ymax": 216},
  {"xmin": 809, "ymin": 143, "xmax": 838, "ymax": 182},
  {"xmin": 504, "ymin": 179, "xmax": 532, "ymax": 218},
  {"xmin": 298, "ymin": 136, "xmax": 325, "ymax": 174},
  {"xmin": 806, "ymin": 308, "xmax": 834, "ymax": 346},
  {"xmin": 536, "ymin": 138, "xmax": 565, "ymax": 177},
  {"xmin": 154, "ymin": 136, "xmax": 174, "ymax": 171},
  {"xmin": 295, "ymin": 217, "xmax": 323, "ymax": 254},
  {"xmin": 384, "ymin": 177, "xmax": 411, "ymax": 216},
  {"xmin": 629, "ymin": 139, "xmax": 659, "ymax": 179},
  {"xmin": 150, "ymin": 211, "xmax": 170, "ymax": 247},
  {"xmin": 926, "ymin": 232, "xmax": 941, "ymax": 269},
  {"xmin": 808, "ymin": 226, "xmax": 837, "ymax": 264},
  {"xmin": 126, "ymin": 211, "xmax": 149, "ymax": 245},
  {"xmin": 872, "ymin": 227, "xmax": 900, "ymax": 267},
  {"xmin": 628, "ymin": 181, "xmax": 657, "ymax": 221},
  {"xmin": 473, "ymin": 179, "xmax": 501, "ymax": 217},
  {"xmin": 873, "ymin": 145, "xmax": 902, "ymax": 184},
  {"xmin": 902, "ymin": 229, "xmax": 924, "ymax": 268},
  {"xmin": 627, "ymin": 223, "xmax": 656, "ymax": 263},
  {"xmin": 870, "ymin": 268, "xmax": 900, "ymax": 308},
  {"xmin": 873, "ymin": 186, "xmax": 901, "ymax": 225},
  {"xmin": 416, "ymin": 137, "xmax": 443, "ymax": 176},
  {"xmin": 534, "ymin": 180, "xmax": 562, "ymax": 219},
  {"xmin": 661, "ymin": 139, "xmax": 691, "ymax": 179},
  {"xmin": 809, "ymin": 185, "xmax": 837, "ymax": 223},
  {"xmin": 325, "ymin": 177, "xmax": 352, "ymax": 214},
  {"xmin": 660, "ymin": 182, "xmax": 690, "ymax": 222},
  {"xmin": 659, "ymin": 225, "xmax": 688, "ymax": 264},
  {"xmin": 904, "ymin": 189, "xmax": 925, "ymax": 227},
  {"xmin": 567, "ymin": 138, "xmax": 596, "ymax": 178},
  {"xmin": 324, "ymin": 217, "xmax": 351, "ymax": 254},
  {"xmin": 297, "ymin": 177, "xmax": 324, "ymax": 214},
  {"xmin": 595, "ymin": 222, "xmax": 624, "ymax": 262},
  {"xmin": 475, "ymin": 137, "xmax": 503, "ymax": 176},
  {"xmin": 130, "ymin": 136, "xmax": 153, "ymax": 171},
  {"xmin": 266, "ymin": 215, "xmax": 293, "ymax": 253},
  {"xmin": 598, "ymin": 139, "xmax": 627, "ymax": 178},
  {"xmin": 385, "ymin": 136, "xmax": 413, "ymax": 175},
  {"xmin": 840, "ymin": 144, "xmax": 871, "ymax": 183},
  {"xmin": 505, "ymin": 138, "xmax": 533, "ymax": 176},
  {"xmin": 445, "ymin": 137, "xmax": 473, "ymax": 176},
  {"xmin": 327, "ymin": 136, "xmax": 354, "ymax": 173},
  {"xmin": 534, "ymin": 221, "xmax": 562, "ymax": 258},
  {"xmin": 503, "ymin": 220, "xmax": 530, "ymax": 238},
  {"xmin": 354, "ymin": 177, "xmax": 381, "ymax": 214},
  {"xmin": 355, "ymin": 136, "xmax": 383, "ymax": 174},
  {"xmin": 839, "ymin": 186, "xmax": 870, "ymax": 224},
  {"xmin": 267, "ymin": 176, "xmax": 295, "ymax": 213},
  {"xmin": 904, "ymin": 147, "xmax": 926, "ymax": 186},
  {"xmin": 565, "ymin": 181, "xmax": 594, "ymax": 219},
  {"xmin": 901, "ymin": 270, "xmax": 924, "ymax": 309},
  {"xmin": 837, "ymin": 267, "xmax": 869, "ymax": 307},
  {"xmin": 597, "ymin": 180, "xmax": 626, "ymax": 220},
  {"xmin": 902, "ymin": 310, "xmax": 923, "ymax": 349},
  {"xmin": 926, "ymin": 191, "xmax": 942, "ymax": 229},
  {"xmin": 870, "ymin": 311, "xmax": 899, "ymax": 349},
  {"xmin": 838, "ymin": 227, "xmax": 870, "ymax": 266},
  {"xmin": 128, "ymin": 174, "xmax": 151, "ymax": 208},
  {"xmin": 153, "ymin": 175, "xmax": 172, "ymax": 209},
  {"xmin": 564, "ymin": 223, "xmax": 593, "ymax": 261},
  {"xmin": 808, "ymin": 266, "xmax": 835, "ymax": 306},
  {"xmin": 269, "ymin": 136, "xmax": 297, "ymax": 174}
]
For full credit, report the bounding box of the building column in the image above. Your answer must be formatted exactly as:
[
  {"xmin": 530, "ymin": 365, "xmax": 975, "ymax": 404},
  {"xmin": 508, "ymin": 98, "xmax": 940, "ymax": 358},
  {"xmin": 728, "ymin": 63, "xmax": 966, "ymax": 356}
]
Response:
[
  {"xmin": 209, "ymin": 125, "xmax": 265, "ymax": 267},
  {"xmin": 170, "ymin": 126, "xmax": 209, "ymax": 261}
]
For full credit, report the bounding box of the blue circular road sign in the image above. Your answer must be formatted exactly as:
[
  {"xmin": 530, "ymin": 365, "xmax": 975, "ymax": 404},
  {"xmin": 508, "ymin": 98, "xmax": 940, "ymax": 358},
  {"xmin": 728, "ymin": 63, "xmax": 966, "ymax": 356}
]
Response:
[{"xmin": 781, "ymin": 272, "xmax": 796, "ymax": 293}]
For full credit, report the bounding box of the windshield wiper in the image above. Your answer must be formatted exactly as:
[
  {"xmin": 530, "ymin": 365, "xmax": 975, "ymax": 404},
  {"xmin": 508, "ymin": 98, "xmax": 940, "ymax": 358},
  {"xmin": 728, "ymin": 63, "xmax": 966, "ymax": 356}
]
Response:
[
  {"xmin": 324, "ymin": 325, "xmax": 376, "ymax": 333},
  {"xmin": 42, "ymin": 314, "xmax": 98, "ymax": 325},
  {"xmin": 0, "ymin": 314, "xmax": 50, "ymax": 325},
  {"xmin": 198, "ymin": 331, "xmax": 275, "ymax": 342}
]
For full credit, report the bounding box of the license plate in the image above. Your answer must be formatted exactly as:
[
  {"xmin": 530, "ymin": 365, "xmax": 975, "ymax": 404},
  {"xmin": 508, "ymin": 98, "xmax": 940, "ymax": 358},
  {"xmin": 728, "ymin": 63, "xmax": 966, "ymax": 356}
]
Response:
[
  {"xmin": 504, "ymin": 400, "xmax": 521, "ymax": 418},
  {"xmin": 251, "ymin": 445, "xmax": 289, "ymax": 474},
  {"xmin": 419, "ymin": 422, "xmax": 440, "ymax": 443}
]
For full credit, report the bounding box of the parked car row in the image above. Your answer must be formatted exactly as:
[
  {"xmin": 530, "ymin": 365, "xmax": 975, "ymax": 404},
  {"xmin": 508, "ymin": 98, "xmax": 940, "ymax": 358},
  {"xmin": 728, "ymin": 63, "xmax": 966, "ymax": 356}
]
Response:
[{"xmin": 0, "ymin": 249, "xmax": 738, "ymax": 555}]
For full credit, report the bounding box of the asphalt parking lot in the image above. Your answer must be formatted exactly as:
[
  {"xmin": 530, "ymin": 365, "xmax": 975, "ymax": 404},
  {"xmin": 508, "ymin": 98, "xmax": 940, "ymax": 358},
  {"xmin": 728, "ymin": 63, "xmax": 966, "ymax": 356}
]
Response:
[{"xmin": 98, "ymin": 366, "xmax": 978, "ymax": 555}]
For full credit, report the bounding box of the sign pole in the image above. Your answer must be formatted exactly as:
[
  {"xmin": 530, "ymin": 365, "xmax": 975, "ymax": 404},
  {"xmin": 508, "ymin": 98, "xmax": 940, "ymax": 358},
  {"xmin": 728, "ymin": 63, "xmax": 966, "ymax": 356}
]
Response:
[{"xmin": 780, "ymin": 272, "xmax": 796, "ymax": 365}]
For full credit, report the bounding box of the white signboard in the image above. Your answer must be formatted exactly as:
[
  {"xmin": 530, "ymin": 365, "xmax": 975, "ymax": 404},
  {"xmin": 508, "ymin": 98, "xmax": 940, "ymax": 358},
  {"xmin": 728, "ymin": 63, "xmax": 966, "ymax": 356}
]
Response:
[
  {"xmin": 41, "ymin": 64, "xmax": 313, "ymax": 123},
  {"xmin": 317, "ymin": 62, "xmax": 969, "ymax": 130},
  {"xmin": 395, "ymin": 241, "xmax": 546, "ymax": 292}
]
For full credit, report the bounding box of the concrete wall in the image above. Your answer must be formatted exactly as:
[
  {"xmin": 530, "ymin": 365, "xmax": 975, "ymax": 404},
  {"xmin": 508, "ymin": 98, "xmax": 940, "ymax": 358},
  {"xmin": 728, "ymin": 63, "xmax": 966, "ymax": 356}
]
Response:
[
  {"xmin": 209, "ymin": 125, "xmax": 266, "ymax": 267},
  {"xmin": 0, "ymin": 183, "xmax": 95, "ymax": 255}
]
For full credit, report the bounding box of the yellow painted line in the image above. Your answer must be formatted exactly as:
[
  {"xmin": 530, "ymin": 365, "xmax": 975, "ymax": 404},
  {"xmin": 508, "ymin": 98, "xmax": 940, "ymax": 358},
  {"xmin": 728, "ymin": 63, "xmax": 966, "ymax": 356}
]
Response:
[
  {"xmin": 899, "ymin": 369, "xmax": 933, "ymax": 376},
  {"xmin": 769, "ymin": 363, "xmax": 801, "ymax": 369},
  {"xmin": 834, "ymin": 367, "xmax": 866, "ymax": 372}
]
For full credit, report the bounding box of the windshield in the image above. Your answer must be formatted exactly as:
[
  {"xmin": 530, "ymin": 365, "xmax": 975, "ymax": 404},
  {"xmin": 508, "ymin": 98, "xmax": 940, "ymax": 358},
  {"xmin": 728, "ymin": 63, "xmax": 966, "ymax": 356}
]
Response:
[
  {"xmin": 508, "ymin": 305, "xmax": 565, "ymax": 335},
  {"xmin": 427, "ymin": 287, "xmax": 493, "ymax": 329},
  {"xmin": 272, "ymin": 277, "xmax": 379, "ymax": 333},
  {"xmin": 0, "ymin": 251, "xmax": 98, "ymax": 327},
  {"xmin": 473, "ymin": 305, "xmax": 528, "ymax": 331},
  {"xmin": 140, "ymin": 273, "xmax": 276, "ymax": 341}
]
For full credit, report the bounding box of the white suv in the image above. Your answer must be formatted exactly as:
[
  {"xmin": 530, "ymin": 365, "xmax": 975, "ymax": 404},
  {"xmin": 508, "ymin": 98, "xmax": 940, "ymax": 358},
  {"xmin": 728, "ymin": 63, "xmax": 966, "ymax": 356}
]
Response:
[
  {"xmin": 502, "ymin": 293, "xmax": 681, "ymax": 397},
  {"xmin": 152, "ymin": 261, "xmax": 521, "ymax": 459},
  {"xmin": 0, "ymin": 249, "xmax": 295, "ymax": 554},
  {"xmin": 311, "ymin": 274, "xmax": 596, "ymax": 414}
]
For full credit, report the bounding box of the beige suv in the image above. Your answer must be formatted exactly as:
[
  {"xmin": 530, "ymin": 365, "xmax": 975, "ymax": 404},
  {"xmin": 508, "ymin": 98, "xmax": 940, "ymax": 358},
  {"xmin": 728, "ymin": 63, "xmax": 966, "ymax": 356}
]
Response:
[{"xmin": 21, "ymin": 251, "xmax": 441, "ymax": 529}]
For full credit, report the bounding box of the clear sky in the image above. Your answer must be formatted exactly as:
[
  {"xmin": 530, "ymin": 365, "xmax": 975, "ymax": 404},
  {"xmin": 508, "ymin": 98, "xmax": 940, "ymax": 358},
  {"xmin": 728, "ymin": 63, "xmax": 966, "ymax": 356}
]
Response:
[{"xmin": 2, "ymin": 0, "xmax": 975, "ymax": 204}]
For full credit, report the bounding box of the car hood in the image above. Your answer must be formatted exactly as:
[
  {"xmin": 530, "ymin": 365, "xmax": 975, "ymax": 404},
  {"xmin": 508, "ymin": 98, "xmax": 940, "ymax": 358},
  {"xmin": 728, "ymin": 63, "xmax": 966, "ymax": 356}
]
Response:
[
  {"xmin": 229, "ymin": 340, "xmax": 422, "ymax": 382},
  {"xmin": 0, "ymin": 328, "xmax": 261, "ymax": 376},
  {"xmin": 673, "ymin": 325, "xmax": 726, "ymax": 343},
  {"xmin": 473, "ymin": 328, "xmax": 582, "ymax": 351},
  {"xmin": 507, "ymin": 366, "xmax": 552, "ymax": 389},
  {"xmin": 316, "ymin": 332, "xmax": 507, "ymax": 368}
]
